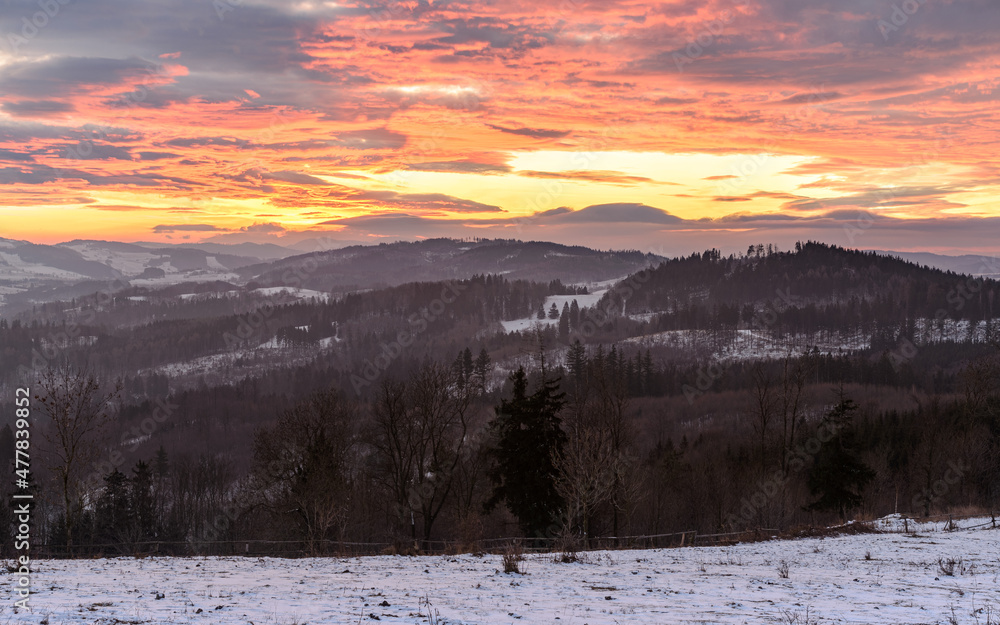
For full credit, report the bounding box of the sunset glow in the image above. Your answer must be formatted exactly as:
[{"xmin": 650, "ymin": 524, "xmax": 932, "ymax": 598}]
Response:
[{"xmin": 1, "ymin": 0, "xmax": 999, "ymax": 253}]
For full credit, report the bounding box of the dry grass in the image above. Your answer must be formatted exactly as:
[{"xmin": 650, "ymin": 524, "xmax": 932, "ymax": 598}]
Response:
[{"xmin": 502, "ymin": 541, "xmax": 524, "ymax": 574}]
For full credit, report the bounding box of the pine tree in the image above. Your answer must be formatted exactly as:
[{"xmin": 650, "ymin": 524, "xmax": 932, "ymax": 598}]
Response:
[
  {"xmin": 558, "ymin": 303, "xmax": 570, "ymax": 342},
  {"xmin": 537, "ymin": 304, "xmax": 546, "ymax": 320},
  {"xmin": 486, "ymin": 367, "xmax": 567, "ymax": 537},
  {"xmin": 548, "ymin": 303, "xmax": 560, "ymax": 319}
]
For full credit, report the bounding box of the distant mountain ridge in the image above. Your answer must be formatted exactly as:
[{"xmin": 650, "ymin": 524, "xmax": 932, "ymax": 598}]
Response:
[
  {"xmin": 240, "ymin": 238, "xmax": 666, "ymax": 292},
  {"xmin": 0, "ymin": 237, "xmax": 666, "ymax": 315},
  {"xmin": 872, "ymin": 250, "xmax": 1000, "ymax": 276},
  {"xmin": 2, "ymin": 236, "xmax": 997, "ymax": 319}
]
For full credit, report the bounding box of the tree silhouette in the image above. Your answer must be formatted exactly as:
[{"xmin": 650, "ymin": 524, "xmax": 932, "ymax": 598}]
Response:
[
  {"xmin": 486, "ymin": 367, "xmax": 567, "ymax": 537},
  {"xmin": 806, "ymin": 396, "xmax": 875, "ymax": 520}
]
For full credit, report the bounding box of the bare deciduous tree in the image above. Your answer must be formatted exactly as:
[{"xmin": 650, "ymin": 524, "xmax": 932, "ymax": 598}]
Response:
[
  {"xmin": 553, "ymin": 428, "xmax": 617, "ymax": 547},
  {"xmin": 371, "ymin": 363, "xmax": 472, "ymax": 546},
  {"xmin": 36, "ymin": 367, "xmax": 122, "ymax": 555},
  {"xmin": 252, "ymin": 389, "xmax": 356, "ymax": 555},
  {"xmin": 750, "ymin": 363, "xmax": 777, "ymax": 477}
]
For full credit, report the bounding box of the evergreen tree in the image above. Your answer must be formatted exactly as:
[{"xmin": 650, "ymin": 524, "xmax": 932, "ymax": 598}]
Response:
[
  {"xmin": 567, "ymin": 340, "xmax": 587, "ymax": 386},
  {"xmin": 548, "ymin": 303, "xmax": 560, "ymax": 319},
  {"xmin": 806, "ymin": 397, "xmax": 875, "ymax": 520},
  {"xmin": 130, "ymin": 461, "xmax": 157, "ymax": 541},
  {"xmin": 558, "ymin": 303, "xmax": 570, "ymax": 342},
  {"xmin": 641, "ymin": 350, "xmax": 655, "ymax": 395},
  {"xmin": 569, "ymin": 299, "xmax": 581, "ymax": 330},
  {"xmin": 453, "ymin": 347, "xmax": 474, "ymax": 388},
  {"xmin": 537, "ymin": 304, "xmax": 546, "ymax": 320},
  {"xmin": 154, "ymin": 446, "xmax": 170, "ymax": 480},
  {"xmin": 473, "ymin": 348, "xmax": 492, "ymax": 393},
  {"xmin": 486, "ymin": 367, "xmax": 567, "ymax": 537},
  {"xmin": 95, "ymin": 469, "xmax": 130, "ymax": 546},
  {"xmin": 153, "ymin": 445, "xmax": 170, "ymax": 522},
  {"xmin": 462, "ymin": 347, "xmax": 474, "ymax": 379}
]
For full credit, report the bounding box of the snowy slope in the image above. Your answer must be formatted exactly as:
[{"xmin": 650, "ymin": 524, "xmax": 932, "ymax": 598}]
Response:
[
  {"xmin": 16, "ymin": 520, "xmax": 1000, "ymax": 624},
  {"xmin": 501, "ymin": 290, "xmax": 606, "ymax": 333}
]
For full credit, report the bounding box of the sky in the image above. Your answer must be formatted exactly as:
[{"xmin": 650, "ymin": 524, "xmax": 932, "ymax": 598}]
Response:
[{"xmin": 1, "ymin": 0, "xmax": 999, "ymax": 255}]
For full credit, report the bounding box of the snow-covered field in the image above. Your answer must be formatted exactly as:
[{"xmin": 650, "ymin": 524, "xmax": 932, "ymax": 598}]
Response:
[
  {"xmin": 11, "ymin": 521, "xmax": 999, "ymax": 624},
  {"xmin": 501, "ymin": 290, "xmax": 607, "ymax": 333}
]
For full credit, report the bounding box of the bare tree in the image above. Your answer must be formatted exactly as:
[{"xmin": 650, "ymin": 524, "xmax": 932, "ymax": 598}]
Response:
[
  {"xmin": 251, "ymin": 389, "xmax": 356, "ymax": 555},
  {"xmin": 749, "ymin": 363, "xmax": 777, "ymax": 475},
  {"xmin": 777, "ymin": 356, "xmax": 810, "ymax": 525},
  {"xmin": 962, "ymin": 353, "xmax": 1000, "ymax": 416},
  {"xmin": 588, "ymin": 350, "xmax": 637, "ymax": 537},
  {"xmin": 371, "ymin": 363, "xmax": 472, "ymax": 546},
  {"xmin": 553, "ymin": 428, "xmax": 618, "ymax": 547},
  {"xmin": 36, "ymin": 367, "xmax": 122, "ymax": 555}
]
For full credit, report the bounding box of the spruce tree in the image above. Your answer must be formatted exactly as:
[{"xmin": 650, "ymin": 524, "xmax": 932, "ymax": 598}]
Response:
[
  {"xmin": 567, "ymin": 340, "xmax": 587, "ymax": 386},
  {"xmin": 130, "ymin": 461, "xmax": 157, "ymax": 541},
  {"xmin": 95, "ymin": 469, "xmax": 130, "ymax": 547},
  {"xmin": 486, "ymin": 367, "xmax": 567, "ymax": 537},
  {"xmin": 473, "ymin": 348, "xmax": 492, "ymax": 393},
  {"xmin": 558, "ymin": 303, "xmax": 571, "ymax": 342},
  {"xmin": 806, "ymin": 397, "xmax": 875, "ymax": 520},
  {"xmin": 569, "ymin": 299, "xmax": 581, "ymax": 330}
]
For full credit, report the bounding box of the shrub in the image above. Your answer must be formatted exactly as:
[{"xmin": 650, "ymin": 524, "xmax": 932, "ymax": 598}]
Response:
[{"xmin": 502, "ymin": 542, "xmax": 524, "ymax": 574}]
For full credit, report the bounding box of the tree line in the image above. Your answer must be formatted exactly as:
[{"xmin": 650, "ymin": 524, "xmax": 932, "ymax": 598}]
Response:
[{"xmin": 5, "ymin": 338, "xmax": 998, "ymax": 557}]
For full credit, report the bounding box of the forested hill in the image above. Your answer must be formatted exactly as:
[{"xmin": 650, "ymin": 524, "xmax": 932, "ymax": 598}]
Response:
[
  {"xmin": 241, "ymin": 238, "xmax": 663, "ymax": 292},
  {"xmin": 603, "ymin": 242, "xmax": 999, "ymax": 327}
]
